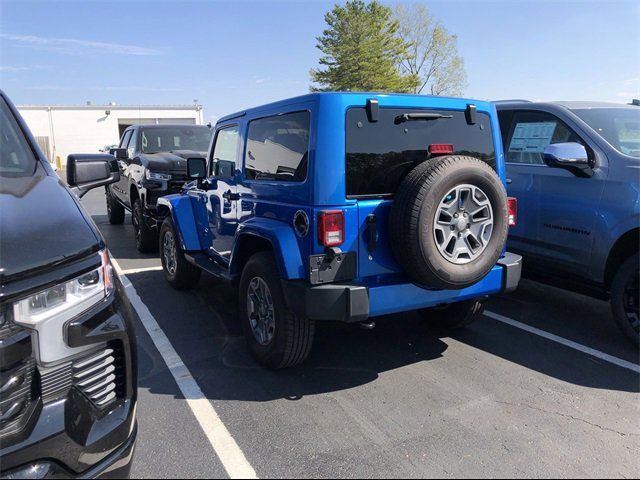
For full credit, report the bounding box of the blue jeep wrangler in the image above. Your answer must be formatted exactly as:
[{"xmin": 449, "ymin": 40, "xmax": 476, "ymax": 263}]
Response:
[
  {"xmin": 496, "ymin": 100, "xmax": 639, "ymax": 344},
  {"xmin": 156, "ymin": 93, "xmax": 522, "ymax": 368}
]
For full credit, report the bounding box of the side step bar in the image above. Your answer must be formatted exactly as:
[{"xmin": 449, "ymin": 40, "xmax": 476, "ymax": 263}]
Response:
[{"xmin": 184, "ymin": 253, "xmax": 235, "ymax": 282}]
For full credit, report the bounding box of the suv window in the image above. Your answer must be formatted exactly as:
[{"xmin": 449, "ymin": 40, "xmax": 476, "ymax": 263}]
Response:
[
  {"xmin": 140, "ymin": 126, "xmax": 211, "ymax": 154},
  {"xmin": 211, "ymin": 125, "xmax": 239, "ymax": 178},
  {"xmin": 127, "ymin": 129, "xmax": 138, "ymax": 158},
  {"xmin": 501, "ymin": 110, "xmax": 589, "ymax": 165},
  {"xmin": 119, "ymin": 130, "xmax": 132, "ymax": 149},
  {"xmin": 244, "ymin": 111, "xmax": 310, "ymax": 182},
  {"xmin": 0, "ymin": 97, "xmax": 37, "ymax": 176},
  {"xmin": 346, "ymin": 108, "xmax": 495, "ymax": 197}
]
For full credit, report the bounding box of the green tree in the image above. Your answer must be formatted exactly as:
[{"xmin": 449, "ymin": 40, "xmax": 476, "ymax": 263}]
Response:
[
  {"xmin": 394, "ymin": 3, "xmax": 467, "ymax": 96},
  {"xmin": 310, "ymin": 0, "xmax": 418, "ymax": 92}
]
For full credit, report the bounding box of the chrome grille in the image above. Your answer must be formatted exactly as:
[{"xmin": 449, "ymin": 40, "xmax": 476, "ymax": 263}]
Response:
[
  {"xmin": 40, "ymin": 362, "xmax": 73, "ymax": 403},
  {"xmin": 73, "ymin": 347, "xmax": 122, "ymax": 408}
]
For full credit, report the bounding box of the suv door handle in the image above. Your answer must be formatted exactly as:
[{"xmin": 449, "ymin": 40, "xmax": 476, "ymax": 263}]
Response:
[
  {"xmin": 222, "ymin": 190, "xmax": 240, "ymax": 201},
  {"xmin": 506, "ymin": 178, "xmax": 512, "ymax": 184}
]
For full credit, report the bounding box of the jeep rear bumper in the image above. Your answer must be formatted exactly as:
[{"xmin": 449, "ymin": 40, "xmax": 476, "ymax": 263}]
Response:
[{"xmin": 281, "ymin": 252, "xmax": 522, "ymax": 322}]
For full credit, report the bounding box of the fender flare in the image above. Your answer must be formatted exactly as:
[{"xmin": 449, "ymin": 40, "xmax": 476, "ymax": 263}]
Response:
[
  {"xmin": 230, "ymin": 217, "xmax": 305, "ymax": 280},
  {"xmin": 156, "ymin": 195, "xmax": 202, "ymax": 251}
]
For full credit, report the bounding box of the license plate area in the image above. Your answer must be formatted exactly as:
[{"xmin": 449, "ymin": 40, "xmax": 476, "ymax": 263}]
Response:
[{"xmin": 309, "ymin": 251, "xmax": 356, "ymax": 285}]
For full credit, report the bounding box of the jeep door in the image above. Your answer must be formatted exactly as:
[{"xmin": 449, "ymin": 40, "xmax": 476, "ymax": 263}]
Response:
[
  {"xmin": 206, "ymin": 124, "xmax": 240, "ymax": 263},
  {"xmin": 500, "ymin": 109, "xmax": 606, "ymax": 278}
]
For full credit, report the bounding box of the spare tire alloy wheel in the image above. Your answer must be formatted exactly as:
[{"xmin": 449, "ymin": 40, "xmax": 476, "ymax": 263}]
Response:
[
  {"xmin": 434, "ymin": 184, "xmax": 494, "ymax": 264},
  {"xmin": 247, "ymin": 277, "xmax": 276, "ymax": 346},
  {"xmin": 390, "ymin": 155, "xmax": 508, "ymax": 290}
]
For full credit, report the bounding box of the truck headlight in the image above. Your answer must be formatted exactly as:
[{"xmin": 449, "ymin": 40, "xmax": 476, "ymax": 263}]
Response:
[
  {"xmin": 13, "ymin": 250, "xmax": 115, "ymax": 364},
  {"xmin": 145, "ymin": 170, "xmax": 172, "ymax": 181}
]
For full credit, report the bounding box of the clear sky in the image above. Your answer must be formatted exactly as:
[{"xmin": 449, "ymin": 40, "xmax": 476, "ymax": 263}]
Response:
[{"xmin": 0, "ymin": 0, "xmax": 638, "ymax": 123}]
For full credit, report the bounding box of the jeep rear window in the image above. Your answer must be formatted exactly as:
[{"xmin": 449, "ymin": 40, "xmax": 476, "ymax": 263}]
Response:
[{"xmin": 346, "ymin": 108, "xmax": 495, "ymax": 197}]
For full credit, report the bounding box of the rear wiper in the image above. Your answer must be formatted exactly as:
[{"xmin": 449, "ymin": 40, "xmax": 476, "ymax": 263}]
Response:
[{"xmin": 394, "ymin": 113, "xmax": 453, "ymax": 124}]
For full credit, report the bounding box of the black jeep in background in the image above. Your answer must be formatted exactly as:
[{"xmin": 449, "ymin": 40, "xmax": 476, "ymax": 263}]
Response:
[
  {"xmin": 0, "ymin": 89, "xmax": 137, "ymax": 478},
  {"xmin": 106, "ymin": 124, "xmax": 212, "ymax": 252}
]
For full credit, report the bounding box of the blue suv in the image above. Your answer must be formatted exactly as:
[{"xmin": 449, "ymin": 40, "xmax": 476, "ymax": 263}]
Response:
[
  {"xmin": 496, "ymin": 101, "xmax": 639, "ymax": 344},
  {"xmin": 156, "ymin": 93, "xmax": 521, "ymax": 368}
]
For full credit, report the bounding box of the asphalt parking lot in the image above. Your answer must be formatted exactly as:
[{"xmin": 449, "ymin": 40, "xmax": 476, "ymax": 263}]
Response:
[{"xmin": 80, "ymin": 188, "xmax": 640, "ymax": 479}]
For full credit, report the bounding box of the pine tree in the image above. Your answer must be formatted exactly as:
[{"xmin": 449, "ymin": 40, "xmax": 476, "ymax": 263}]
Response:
[{"xmin": 310, "ymin": 0, "xmax": 418, "ymax": 93}]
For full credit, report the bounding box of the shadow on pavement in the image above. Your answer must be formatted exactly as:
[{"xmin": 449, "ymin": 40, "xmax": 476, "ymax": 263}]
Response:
[{"xmin": 127, "ymin": 267, "xmax": 640, "ymax": 404}]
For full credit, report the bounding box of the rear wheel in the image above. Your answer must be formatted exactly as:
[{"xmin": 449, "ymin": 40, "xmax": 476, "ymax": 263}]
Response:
[
  {"xmin": 105, "ymin": 187, "xmax": 125, "ymax": 225},
  {"xmin": 160, "ymin": 217, "xmax": 201, "ymax": 290},
  {"xmin": 610, "ymin": 254, "xmax": 639, "ymax": 345},
  {"xmin": 133, "ymin": 198, "xmax": 158, "ymax": 253},
  {"xmin": 239, "ymin": 251, "xmax": 315, "ymax": 369},
  {"xmin": 417, "ymin": 297, "xmax": 487, "ymax": 329}
]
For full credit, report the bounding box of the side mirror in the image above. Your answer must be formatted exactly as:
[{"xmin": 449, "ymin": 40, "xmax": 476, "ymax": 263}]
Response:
[
  {"xmin": 67, "ymin": 153, "xmax": 120, "ymax": 197},
  {"xmin": 187, "ymin": 157, "xmax": 207, "ymax": 179},
  {"xmin": 110, "ymin": 148, "xmax": 128, "ymax": 160},
  {"xmin": 543, "ymin": 142, "xmax": 593, "ymax": 178}
]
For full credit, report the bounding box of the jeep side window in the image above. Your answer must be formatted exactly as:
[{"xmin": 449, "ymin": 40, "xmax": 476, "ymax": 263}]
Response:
[
  {"xmin": 211, "ymin": 125, "xmax": 239, "ymax": 178},
  {"xmin": 244, "ymin": 111, "xmax": 310, "ymax": 182},
  {"xmin": 504, "ymin": 110, "xmax": 590, "ymax": 165}
]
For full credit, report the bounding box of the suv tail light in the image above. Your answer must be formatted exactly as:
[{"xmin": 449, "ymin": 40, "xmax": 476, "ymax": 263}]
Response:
[
  {"xmin": 507, "ymin": 197, "xmax": 517, "ymax": 226},
  {"xmin": 318, "ymin": 210, "xmax": 344, "ymax": 247}
]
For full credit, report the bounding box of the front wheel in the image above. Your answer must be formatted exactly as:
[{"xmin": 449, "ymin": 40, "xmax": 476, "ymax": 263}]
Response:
[
  {"xmin": 610, "ymin": 254, "xmax": 639, "ymax": 345},
  {"xmin": 417, "ymin": 297, "xmax": 487, "ymax": 329},
  {"xmin": 133, "ymin": 198, "xmax": 158, "ymax": 253},
  {"xmin": 106, "ymin": 187, "xmax": 125, "ymax": 225},
  {"xmin": 160, "ymin": 217, "xmax": 201, "ymax": 290},
  {"xmin": 239, "ymin": 251, "xmax": 315, "ymax": 369}
]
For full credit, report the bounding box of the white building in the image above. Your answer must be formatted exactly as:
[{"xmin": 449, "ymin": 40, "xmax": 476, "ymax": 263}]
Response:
[{"xmin": 17, "ymin": 103, "xmax": 205, "ymax": 166}]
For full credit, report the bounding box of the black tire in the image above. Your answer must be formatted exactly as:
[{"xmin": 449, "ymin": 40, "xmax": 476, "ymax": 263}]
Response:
[
  {"xmin": 159, "ymin": 217, "xmax": 201, "ymax": 290},
  {"xmin": 417, "ymin": 297, "xmax": 487, "ymax": 329},
  {"xmin": 132, "ymin": 198, "xmax": 158, "ymax": 253},
  {"xmin": 239, "ymin": 251, "xmax": 315, "ymax": 369},
  {"xmin": 105, "ymin": 187, "xmax": 125, "ymax": 225},
  {"xmin": 610, "ymin": 254, "xmax": 639, "ymax": 345},
  {"xmin": 390, "ymin": 155, "xmax": 508, "ymax": 290}
]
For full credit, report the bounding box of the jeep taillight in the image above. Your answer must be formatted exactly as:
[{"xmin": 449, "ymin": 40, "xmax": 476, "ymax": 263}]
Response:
[
  {"xmin": 507, "ymin": 197, "xmax": 517, "ymax": 227},
  {"xmin": 318, "ymin": 210, "xmax": 344, "ymax": 247}
]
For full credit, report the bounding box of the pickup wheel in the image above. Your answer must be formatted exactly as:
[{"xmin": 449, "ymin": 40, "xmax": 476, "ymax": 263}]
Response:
[
  {"xmin": 105, "ymin": 187, "xmax": 125, "ymax": 225},
  {"xmin": 417, "ymin": 297, "xmax": 487, "ymax": 329},
  {"xmin": 239, "ymin": 251, "xmax": 315, "ymax": 369},
  {"xmin": 133, "ymin": 199, "xmax": 158, "ymax": 253},
  {"xmin": 160, "ymin": 217, "xmax": 201, "ymax": 290},
  {"xmin": 610, "ymin": 254, "xmax": 639, "ymax": 345}
]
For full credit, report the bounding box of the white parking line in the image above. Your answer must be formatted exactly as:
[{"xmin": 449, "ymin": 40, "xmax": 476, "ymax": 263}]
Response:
[
  {"xmin": 112, "ymin": 259, "xmax": 258, "ymax": 479},
  {"xmin": 120, "ymin": 266, "xmax": 164, "ymax": 275},
  {"xmin": 484, "ymin": 310, "xmax": 640, "ymax": 374}
]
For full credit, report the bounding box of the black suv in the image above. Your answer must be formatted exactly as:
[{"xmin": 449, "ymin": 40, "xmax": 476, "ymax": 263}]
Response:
[
  {"xmin": 0, "ymin": 90, "xmax": 137, "ymax": 478},
  {"xmin": 106, "ymin": 124, "xmax": 212, "ymax": 252}
]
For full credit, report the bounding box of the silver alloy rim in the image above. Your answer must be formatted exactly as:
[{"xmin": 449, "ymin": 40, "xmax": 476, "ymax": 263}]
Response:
[
  {"xmin": 163, "ymin": 231, "xmax": 177, "ymax": 276},
  {"xmin": 433, "ymin": 184, "xmax": 494, "ymax": 265},
  {"xmin": 246, "ymin": 277, "xmax": 276, "ymax": 346}
]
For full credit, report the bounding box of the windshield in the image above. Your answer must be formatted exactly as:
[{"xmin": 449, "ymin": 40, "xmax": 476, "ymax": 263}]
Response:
[
  {"xmin": 0, "ymin": 97, "xmax": 38, "ymax": 177},
  {"xmin": 571, "ymin": 107, "xmax": 640, "ymax": 158},
  {"xmin": 141, "ymin": 126, "xmax": 212, "ymax": 154}
]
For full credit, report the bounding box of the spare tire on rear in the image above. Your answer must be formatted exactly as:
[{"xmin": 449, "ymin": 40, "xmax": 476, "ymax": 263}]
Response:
[{"xmin": 390, "ymin": 155, "xmax": 508, "ymax": 290}]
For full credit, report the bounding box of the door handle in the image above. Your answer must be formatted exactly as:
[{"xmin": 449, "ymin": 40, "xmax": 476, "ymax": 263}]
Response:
[
  {"xmin": 506, "ymin": 178, "xmax": 513, "ymax": 184},
  {"xmin": 223, "ymin": 190, "xmax": 240, "ymax": 201}
]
